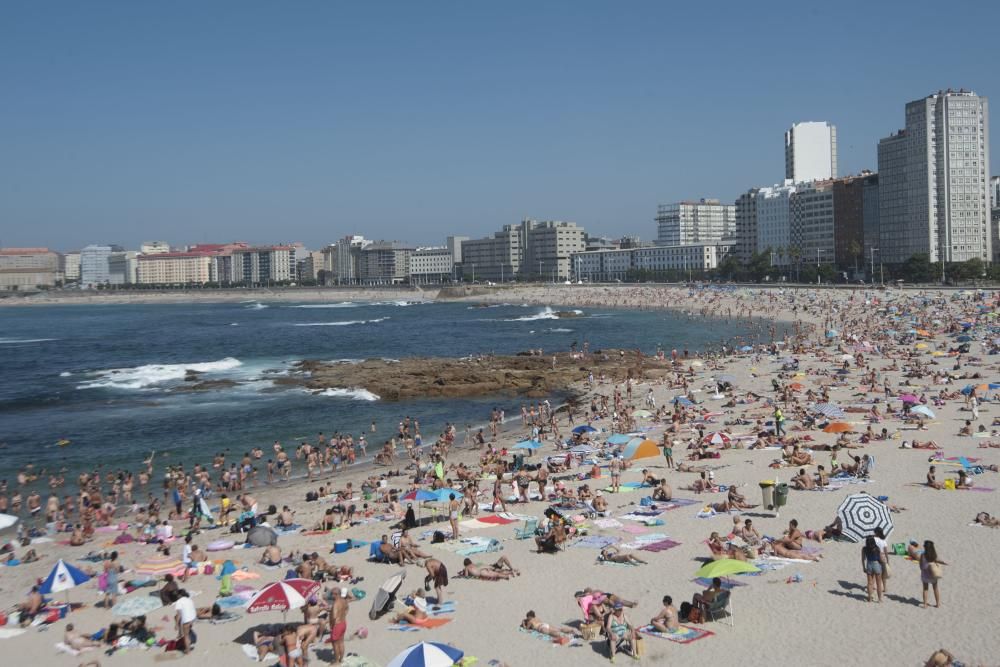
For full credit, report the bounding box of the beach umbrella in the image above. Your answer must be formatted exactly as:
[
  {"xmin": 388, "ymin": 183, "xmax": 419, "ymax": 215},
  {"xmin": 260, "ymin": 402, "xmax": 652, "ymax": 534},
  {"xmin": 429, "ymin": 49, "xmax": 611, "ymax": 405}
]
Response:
[
  {"xmin": 694, "ymin": 558, "xmax": 761, "ymax": 579},
  {"xmin": 836, "ymin": 493, "xmax": 893, "ymax": 543},
  {"xmin": 387, "ymin": 641, "xmax": 464, "ymax": 667},
  {"xmin": 839, "ymin": 354, "xmax": 854, "ymax": 361},
  {"xmin": 281, "ymin": 578, "xmax": 322, "ymax": 600},
  {"xmin": 429, "ymin": 488, "xmax": 464, "ymax": 503},
  {"xmin": 112, "ymin": 595, "xmax": 163, "ymax": 617},
  {"xmin": 606, "ymin": 434, "xmax": 632, "ymax": 445},
  {"xmin": 910, "ymin": 405, "xmax": 935, "ymax": 419},
  {"xmin": 717, "ymin": 374, "xmax": 737, "ymax": 385},
  {"xmin": 246, "ymin": 581, "xmax": 308, "ymax": 616},
  {"xmin": 402, "ymin": 489, "xmax": 438, "ymax": 502},
  {"xmin": 914, "ymin": 343, "xmax": 928, "ymax": 350},
  {"xmin": 246, "ymin": 525, "xmax": 278, "ymax": 547},
  {"xmin": 369, "ymin": 569, "xmax": 407, "ymax": 620},
  {"xmin": 989, "ymin": 383, "xmax": 1000, "ymax": 390},
  {"xmin": 813, "ymin": 403, "xmax": 845, "ymax": 419},
  {"xmin": 957, "ymin": 335, "xmax": 972, "ymax": 342},
  {"xmin": 0, "ymin": 513, "xmax": 18, "ymax": 534},
  {"xmin": 572, "ymin": 425, "xmax": 597, "ymax": 434},
  {"xmin": 632, "ymin": 409, "xmax": 653, "ymax": 418},
  {"xmin": 39, "ymin": 559, "xmax": 91, "ymax": 597},
  {"xmin": 825, "ymin": 330, "xmax": 839, "ymax": 338},
  {"xmin": 823, "ymin": 422, "xmax": 854, "ymax": 433},
  {"xmin": 788, "ymin": 382, "xmax": 805, "ymax": 392},
  {"xmin": 513, "ymin": 439, "xmax": 542, "ymax": 450},
  {"xmin": 134, "ymin": 554, "xmax": 184, "ymax": 577},
  {"xmin": 738, "ymin": 345, "xmax": 753, "ymax": 352},
  {"xmin": 898, "ymin": 394, "xmax": 919, "ymax": 404},
  {"xmin": 702, "ymin": 431, "xmax": 731, "ymax": 446},
  {"xmin": 672, "ymin": 396, "xmax": 694, "ymax": 407}
]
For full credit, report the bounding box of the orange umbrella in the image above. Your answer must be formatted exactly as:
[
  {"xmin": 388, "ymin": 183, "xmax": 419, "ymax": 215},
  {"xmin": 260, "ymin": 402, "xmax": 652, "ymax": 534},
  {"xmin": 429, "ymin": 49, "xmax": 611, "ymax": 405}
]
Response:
[
  {"xmin": 915, "ymin": 329, "xmax": 932, "ymax": 337},
  {"xmin": 823, "ymin": 422, "xmax": 854, "ymax": 433},
  {"xmin": 788, "ymin": 382, "xmax": 805, "ymax": 391}
]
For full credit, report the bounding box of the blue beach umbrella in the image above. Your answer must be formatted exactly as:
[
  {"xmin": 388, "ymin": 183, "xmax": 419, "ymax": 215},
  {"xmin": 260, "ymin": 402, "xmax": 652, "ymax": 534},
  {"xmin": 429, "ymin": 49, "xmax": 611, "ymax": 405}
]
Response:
[
  {"xmin": 402, "ymin": 489, "xmax": 438, "ymax": 502},
  {"xmin": 39, "ymin": 559, "xmax": 90, "ymax": 598},
  {"xmin": 513, "ymin": 439, "xmax": 542, "ymax": 450},
  {"xmin": 388, "ymin": 641, "xmax": 464, "ymax": 667},
  {"xmin": 672, "ymin": 396, "xmax": 694, "ymax": 407},
  {"xmin": 572, "ymin": 425, "xmax": 597, "ymax": 434},
  {"xmin": 430, "ymin": 488, "xmax": 464, "ymax": 503},
  {"xmin": 910, "ymin": 405, "xmax": 935, "ymax": 419}
]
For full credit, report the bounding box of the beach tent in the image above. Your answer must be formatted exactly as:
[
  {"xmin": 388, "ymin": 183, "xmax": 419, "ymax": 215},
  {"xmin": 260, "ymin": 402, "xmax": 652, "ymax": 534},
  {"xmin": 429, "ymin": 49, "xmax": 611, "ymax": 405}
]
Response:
[
  {"xmin": 621, "ymin": 438, "xmax": 659, "ymax": 461},
  {"xmin": 606, "ymin": 434, "xmax": 632, "ymax": 446},
  {"xmin": 40, "ymin": 559, "xmax": 91, "ymax": 597},
  {"xmin": 388, "ymin": 641, "xmax": 464, "ymax": 667}
]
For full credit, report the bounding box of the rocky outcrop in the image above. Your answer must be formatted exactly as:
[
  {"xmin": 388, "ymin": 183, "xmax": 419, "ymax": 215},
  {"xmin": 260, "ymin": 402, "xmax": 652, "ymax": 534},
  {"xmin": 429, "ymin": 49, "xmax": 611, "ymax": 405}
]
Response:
[{"xmin": 274, "ymin": 350, "xmax": 669, "ymax": 401}]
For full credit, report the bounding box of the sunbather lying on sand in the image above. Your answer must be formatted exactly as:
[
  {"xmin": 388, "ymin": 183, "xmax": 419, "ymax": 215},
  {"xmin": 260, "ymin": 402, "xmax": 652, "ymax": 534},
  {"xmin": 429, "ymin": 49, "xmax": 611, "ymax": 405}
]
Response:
[
  {"xmin": 460, "ymin": 557, "xmax": 519, "ymax": 579},
  {"xmin": 521, "ymin": 610, "xmax": 581, "ymax": 641},
  {"xmin": 599, "ymin": 546, "xmax": 647, "ymax": 565}
]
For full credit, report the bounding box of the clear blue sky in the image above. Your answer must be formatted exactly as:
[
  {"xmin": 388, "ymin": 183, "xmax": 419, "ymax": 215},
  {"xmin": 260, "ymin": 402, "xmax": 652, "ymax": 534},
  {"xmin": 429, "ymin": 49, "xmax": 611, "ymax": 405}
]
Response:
[{"xmin": 1, "ymin": 1, "xmax": 996, "ymax": 251}]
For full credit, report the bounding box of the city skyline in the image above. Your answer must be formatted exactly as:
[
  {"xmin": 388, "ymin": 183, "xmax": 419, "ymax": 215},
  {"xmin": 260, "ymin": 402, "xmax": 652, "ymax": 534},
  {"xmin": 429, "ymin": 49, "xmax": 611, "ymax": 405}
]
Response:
[{"xmin": 2, "ymin": 2, "xmax": 999, "ymax": 249}]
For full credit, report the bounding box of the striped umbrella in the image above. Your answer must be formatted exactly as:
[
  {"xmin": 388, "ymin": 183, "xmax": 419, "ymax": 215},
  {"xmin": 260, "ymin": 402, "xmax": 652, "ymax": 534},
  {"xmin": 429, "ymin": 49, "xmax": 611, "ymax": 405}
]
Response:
[
  {"xmin": 388, "ymin": 642, "xmax": 465, "ymax": 667},
  {"xmin": 246, "ymin": 581, "xmax": 308, "ymax": 615},
  {"xmin": 836, "ymin": 493, "xmax": 893, "ymax": 543},
  {"xmin": 702, "ymin": 431, "xmax": 731, "ymax": 446},
  {"xmin": 134, "ymin": 554, "xmax": 184, "ymax": 577}
]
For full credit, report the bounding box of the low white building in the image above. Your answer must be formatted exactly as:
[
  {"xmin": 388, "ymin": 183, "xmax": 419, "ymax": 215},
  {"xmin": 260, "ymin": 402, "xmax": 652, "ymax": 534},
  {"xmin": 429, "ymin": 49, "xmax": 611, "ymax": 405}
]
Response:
[
  {"xmin": 409, "ymin": 247, "xmax": 454, "ymax": 284},
  {"xmin": 571, "ymin": 242, "xmax": 733, "ymax": 281}
]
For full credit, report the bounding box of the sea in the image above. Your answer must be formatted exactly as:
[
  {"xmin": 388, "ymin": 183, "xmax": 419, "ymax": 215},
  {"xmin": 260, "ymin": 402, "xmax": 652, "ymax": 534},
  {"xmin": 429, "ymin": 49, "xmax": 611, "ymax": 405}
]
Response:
[{"xmin": 0, "ymin": 298, "xmax": 777, "ymax": 487}]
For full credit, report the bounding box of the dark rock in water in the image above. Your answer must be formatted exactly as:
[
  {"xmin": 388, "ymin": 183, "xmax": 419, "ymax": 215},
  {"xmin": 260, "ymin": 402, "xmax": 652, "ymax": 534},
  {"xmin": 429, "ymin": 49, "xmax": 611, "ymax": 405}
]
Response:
[
  {"xmin": 554, "ymin": 311, "xmax": 581, "ymax": 318},
  {"xmin": 286, "ymin": 349, "xmax": 665, "ymax": 401},
  {"xmin": 173, "ymin": 379, "xmax": 239, "ymax": 392},
  {"xmin": 183, "ymin": 369, "xmax": 202, "ymax": 381}
]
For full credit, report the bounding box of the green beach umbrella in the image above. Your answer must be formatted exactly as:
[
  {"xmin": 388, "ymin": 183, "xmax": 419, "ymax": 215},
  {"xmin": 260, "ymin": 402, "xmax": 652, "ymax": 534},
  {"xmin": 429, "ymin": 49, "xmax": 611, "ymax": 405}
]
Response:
[{"xmin": 694, "ymin": 558, "xmax": 760, "ymax": 579}]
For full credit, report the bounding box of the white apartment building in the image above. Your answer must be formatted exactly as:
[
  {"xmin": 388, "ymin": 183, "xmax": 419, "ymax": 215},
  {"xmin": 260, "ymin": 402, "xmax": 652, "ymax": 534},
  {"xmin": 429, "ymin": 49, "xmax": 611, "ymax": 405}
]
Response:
[
  {"xmin": 522, "ymin": 220, "xmax": 587, "ymax": 280},
  {"xmin": 571, "ymin": 243, "xmax": 732, "ymax": 281},
  {"xmin": 229, "ymin": 246, "xmax": 293, "ymax": 284},
  {"xmin": 790, "ymin": 181, "xmax": 836, "ymax": 265},
  {"xmin": 80, "ymin": 244, "xmax": 123, "ymax": 287},
  {"xmin": 409, "ymin": 247, "xmax": 454, "ymax": 283},
  {"xmin": 136, "ymin": 253, "xmax": 213, "ymax": 284},
  {"xmin": 573, "ymin": 248, "xmax": 633, "ymax": 282},
  {"xmin": 140, "ymin": 241, "xmax": 171, "ymax": 255},
  {"xmin": 358, "ymin": 242, "xmax": 413, "ymax": 284},
  {"xmin": 655, "ymin": 199, "xmax": 735, "ymax": 246},
  {"xmin": 878, "ymin": 89, "xmax": 991, "ymax": 264},
  {"xmin": 62, "ymin": 252, "xmax": 81, "ymax": 282},
  {"xmin": 991, "ymin": 175, "xmax": 1000, "ymax": 209},
  {"xmin": 755, "ymin": 183, "xmax": 797, "ymax": 265},
  {"xmin": 785, "ymin": 121, "xmax": 838, "ymax": 182},
  {"xmin": 0, "ymin": 248, "xmax": 60, "ymax": 290},
  {"xmin": 446, "ymin": 236, "xmax": 468, "ymax": 265}
]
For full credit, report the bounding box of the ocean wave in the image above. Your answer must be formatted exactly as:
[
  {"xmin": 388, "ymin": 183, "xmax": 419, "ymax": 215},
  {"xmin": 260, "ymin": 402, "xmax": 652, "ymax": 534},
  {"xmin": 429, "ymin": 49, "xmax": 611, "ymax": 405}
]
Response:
[
  {"xmin": 547, "ymin": 328, "xmax": 574, "ymax": 333},
  {"xmin": 290, "ymin": 303, "xmax": 358, "ymax": 309},
  {"xmin": 78, "ymin": 357, "xmax": 243, "ymax": 390},
  {"xmin": 316, "ymin": 387, "xmax": 380, "ymax": 401},
  {"xmin": 505, "ymin": 306, "xmax": 560, "ymax": 322},
  {"xmin": 0, "ymin": 337, "xmax": 58, "ymax": 344},
  {"xmin": 293, "ymin": 317, "xmax": 389, "ymax": 327},
  {"xmin": 245, "ymin": 303, "xmax": 268, "ymax": 309}
]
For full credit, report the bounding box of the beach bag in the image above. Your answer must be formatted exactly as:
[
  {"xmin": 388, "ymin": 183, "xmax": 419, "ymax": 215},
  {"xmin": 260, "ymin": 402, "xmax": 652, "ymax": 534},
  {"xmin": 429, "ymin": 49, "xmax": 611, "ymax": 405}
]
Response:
[
  {"xmin": 432, "ymin": 531, "xmax": 446, "ymax": 544},
  {"xmin": 882, "ymin": 562, "xmax": 891, "ymax": 580},
  {"xmin": 929, "ymin": 562, "xmax": 943, "ymax": 579},
  {"xmin": 892, "ymin": 543, "xmax": 907, "ymax": 556},
  {"xmin": 687, "ymin": 607, "xmax": 702, "ymax": 623},
  {"xmin": 203, "ymin": 563, "xmax": 214, "ymax": 575},
  {"xmin": 943, "ymin": 479, "xmax": 956, "ymax": 490}
]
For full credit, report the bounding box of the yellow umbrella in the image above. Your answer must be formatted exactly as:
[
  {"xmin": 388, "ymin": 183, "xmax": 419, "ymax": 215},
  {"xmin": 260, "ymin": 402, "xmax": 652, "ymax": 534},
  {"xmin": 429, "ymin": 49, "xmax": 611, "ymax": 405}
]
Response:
[
  {"xmin": 694, "ymin": 559, "xmax": 761, "ymax": 578},
  {"xmin": 914, "ymin": 343, "xmax": 928, "ymax": 350}
]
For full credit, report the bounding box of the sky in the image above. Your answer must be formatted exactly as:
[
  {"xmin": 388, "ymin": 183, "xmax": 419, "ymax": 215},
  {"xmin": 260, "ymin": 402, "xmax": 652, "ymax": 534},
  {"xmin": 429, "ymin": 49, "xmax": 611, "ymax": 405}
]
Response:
[{"xmin": 1, "ymin": 1, "xmax": 997, "ymax": 251}]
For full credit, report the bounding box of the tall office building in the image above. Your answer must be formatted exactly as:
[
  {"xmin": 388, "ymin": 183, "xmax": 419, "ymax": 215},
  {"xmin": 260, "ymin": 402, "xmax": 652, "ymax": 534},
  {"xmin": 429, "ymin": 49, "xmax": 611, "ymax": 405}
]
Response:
[
  {"xmin": 878, "ymin": 89, "xmax": 991, "ymax": 264},
  {"xmin": 785, "ymin": 122, "xmax": 838, "ymax": 183},
  {"xmin": 991, "ymin": 175, "xmax": 1000, "ymax": 209},
  {"xmin": 735, "ymin": 189, "xmax": 760, "ymax": 263},
  {"xmin": 790, "ymin": 181, "xmax": 836, "ymax": 266},
  {"xmin": 755, "ymin": 183, "xmax": 797, "ymax": 265},
  {"xmin": 655, "ymin": 199, "xmax": 735, "ymax": 246}
]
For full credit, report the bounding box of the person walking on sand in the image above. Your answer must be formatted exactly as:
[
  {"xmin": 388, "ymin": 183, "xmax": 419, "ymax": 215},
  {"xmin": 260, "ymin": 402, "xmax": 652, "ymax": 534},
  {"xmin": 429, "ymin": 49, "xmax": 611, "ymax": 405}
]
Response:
[
  {"xmin": 861, "ymin": 536, "xmax": 885, "ymax": 603},
  {"xmin": 448, "ymin": 494, "xmax": 460, "ymax": 541},
  {"xmin": 920, "ymin": 540, "xmax": 947, "ymax": 608},
  {"xmin": 609, "ymin": 456, "xmax": 623, "ymax": 494},
  {"xmin": 773, "ymin": 406, "xmax": 785, "ymax": 436}
]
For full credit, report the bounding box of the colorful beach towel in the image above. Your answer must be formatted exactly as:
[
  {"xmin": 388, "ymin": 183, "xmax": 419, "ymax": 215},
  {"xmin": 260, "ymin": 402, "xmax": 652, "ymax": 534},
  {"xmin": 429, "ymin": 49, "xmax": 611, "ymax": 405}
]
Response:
[
  {"xmin": 517, "ymin": 626, "xmax": 580, "ymax": 646},
  {"xmin": 571, "ymin": 535, "xmax": 619, "ymax": 549},
  {"xmin": 639, "ymin": 624, "xmax": 715, "ymax": 644},
  {"xmin": 639, "ymin": 538, "xmax": 682, "ymax": 553},
  {"xmin": 389, "ymin": 618, "xmax": 451, "ymax": 631}
]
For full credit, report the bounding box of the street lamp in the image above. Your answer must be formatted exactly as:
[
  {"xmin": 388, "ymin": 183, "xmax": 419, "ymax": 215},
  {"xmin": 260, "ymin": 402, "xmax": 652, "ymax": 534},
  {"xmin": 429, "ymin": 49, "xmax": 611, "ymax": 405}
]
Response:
[{"xmin": 815, "ymin": 248, "xmax": 824, "ymax": 285}]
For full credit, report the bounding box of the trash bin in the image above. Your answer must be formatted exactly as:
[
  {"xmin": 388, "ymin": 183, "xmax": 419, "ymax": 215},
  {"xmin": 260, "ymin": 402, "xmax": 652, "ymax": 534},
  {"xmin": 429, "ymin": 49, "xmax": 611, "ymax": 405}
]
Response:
[
  {"xmin": 773, "ymin": 483, "xmax": 789, "ymax": 515},
  {"xmin": 759, "ymin": 480, "xmax": 775, "ymax": 510}
]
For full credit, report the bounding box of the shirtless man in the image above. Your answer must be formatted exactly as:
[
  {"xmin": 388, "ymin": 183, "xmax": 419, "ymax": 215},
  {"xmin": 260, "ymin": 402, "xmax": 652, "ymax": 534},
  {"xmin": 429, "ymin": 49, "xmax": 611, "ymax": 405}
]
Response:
[
  {"xmin": 780, "ymin": 519, "xmax": 804, "ymax": 550},
  {"xmin": 378, "ymin": 534, "xmax": 401, "ymax": 563},
  {"xmin": 600, "ymin": 546, "xmax": 647, "ymax": 565},
  {"xmin": 398, "ymin": 529, "xmax": 432, "ymax": 564},
  {"xmin": 651, "ymin": 480, "xmax": 672, "ymax": 501},
  {"xmin": 18, "ymin": 586, "xmax": 44, "ymax": 626},
  {"xmin": 63, "ymin": 623, "xmax": 101, "ymax": 650},
  {"xmin": 649, "ymin": 595, "xmax": 680, "ymax": 634},
  {"xmin": 260, "ymin": 544, "xmax": 282, "ymax": 567},
  {"xmin": 592, "ymin": 491, "xmax": 608, "ymax": 514},
  {"xmin": 791, "ymin": 468, "xmax": 815, "ymax": 490},
  {"xmin": 330, "ymin": 587, "xmax": 350, "ymax": 664},
  {"xmin": 609, "ymin": 456, "xmax": 623, "ymax": 494},
  {"xmin": 424, "ymin": 558, "xmax": 448, "ymax": 603},
  {"xmin": 459, "ymin": 555, "xmax": 519, "ymax": 578}
]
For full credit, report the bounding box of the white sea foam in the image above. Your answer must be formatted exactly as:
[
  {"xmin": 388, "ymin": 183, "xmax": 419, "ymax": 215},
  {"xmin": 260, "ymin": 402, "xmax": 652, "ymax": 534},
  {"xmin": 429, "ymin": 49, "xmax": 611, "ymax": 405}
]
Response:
[
  {"xmin": 78, "ymin": 357, "xmax": 243, "ymax": 390},
  {"xmin": 294, "ymin": 317, "xmax": 388, "ymax": 327},
  {"xmin": 505, "ymin": 306, "xmax": 560, "ymax": 322},
  {"xmin": 290, "ymin": 303, "xmax": 358, "ymax": 309},
  {"xmin": 0, "ymin": 337, "xmax": 58, "ymax": 344},
  {"xmin": 59, "ymin": 371, "xmax": 72, "ymax": 377},
  {"xmin": 245, "ymin": 302, "xmax": 268, "ymax": 309},
  {"xmin": 547, "ymin": 328, "xmax": 574, "ymax": 333},
  {"xmin": 316, "ymin": 387, "xmax": 380, "ymax": 401}
]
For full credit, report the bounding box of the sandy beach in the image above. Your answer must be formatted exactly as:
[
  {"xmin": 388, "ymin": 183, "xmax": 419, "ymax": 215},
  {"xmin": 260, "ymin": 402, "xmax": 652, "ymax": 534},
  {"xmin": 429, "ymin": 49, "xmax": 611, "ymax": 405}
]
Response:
[{"xmin": 1, "ymin": 285, "xmax": 998, "ymax": 667}]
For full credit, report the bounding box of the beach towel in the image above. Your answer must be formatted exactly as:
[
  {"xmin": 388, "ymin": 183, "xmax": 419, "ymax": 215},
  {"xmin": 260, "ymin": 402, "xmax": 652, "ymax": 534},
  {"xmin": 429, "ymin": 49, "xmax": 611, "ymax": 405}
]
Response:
[
  {"xmin": 477, "ymin": 515, "xmax": 516, "ymax": 525},
  {"xmin": 602, "ymin": 482, "xmax": 644, "ymax": 494},
  {"xmin": 621, "ymin": 525, "xmax": 650, "ymax": 535},
  {"xmin": 639, "ymin": 538, "xmax": 682, "ymax": 553},
  {"xmin": 390, "ymin": 617, "xmax": 451, "ymax": 631},
  {"xmin": 639, "ymin": 625, "xmax": 715, "ymax": 644},
  {"xmin": 516, "ymin": 626, "xmax": 580, "ymax": 646},
  {"xmin": 571, "ymin": 535, "xmax": 619, "ymax": 549},
  {"xmin": 209, "ymin": 611, "xmax": 243, "ymax": 624},
  {"xmin": 593, "ymin": 518, "xmax": 623, "ymax": 529}
]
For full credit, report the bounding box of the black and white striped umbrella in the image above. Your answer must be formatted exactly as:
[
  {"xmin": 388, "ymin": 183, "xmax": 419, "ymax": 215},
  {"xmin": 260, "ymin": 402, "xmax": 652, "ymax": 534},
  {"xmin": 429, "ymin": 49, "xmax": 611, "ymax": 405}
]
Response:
[
  {"xmin": 813, "ymin": 403, "xmax": 845, "ymax": 419},
  {"xmin": 836, "ymin": 493, "xmax": 893, "ymax": 543}
]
